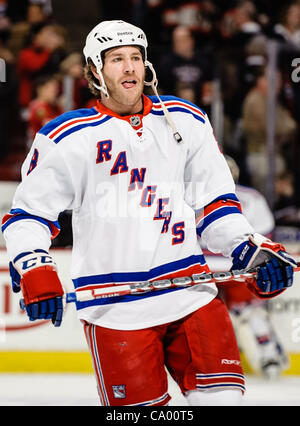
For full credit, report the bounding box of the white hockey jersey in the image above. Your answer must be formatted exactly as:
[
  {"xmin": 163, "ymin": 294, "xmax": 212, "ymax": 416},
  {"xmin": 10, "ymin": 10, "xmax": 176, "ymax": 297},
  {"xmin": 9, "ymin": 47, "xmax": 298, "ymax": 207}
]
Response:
[{"xmin": 2, "ymin": 95, "xmax": 253, "ymax": 330}]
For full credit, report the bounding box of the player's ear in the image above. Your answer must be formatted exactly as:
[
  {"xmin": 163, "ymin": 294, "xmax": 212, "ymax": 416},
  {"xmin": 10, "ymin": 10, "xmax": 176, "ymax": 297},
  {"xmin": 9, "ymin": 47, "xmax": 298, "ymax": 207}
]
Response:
[{"xmin": 90, "ymin": 64, "xmax": 100, "ymax": 81}]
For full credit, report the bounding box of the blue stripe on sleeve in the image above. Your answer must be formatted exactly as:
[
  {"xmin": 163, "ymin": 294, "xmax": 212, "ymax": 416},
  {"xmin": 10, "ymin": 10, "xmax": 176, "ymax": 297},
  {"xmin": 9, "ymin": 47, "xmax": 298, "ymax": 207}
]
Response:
[
  {"xmin": 2, "ymin": 209, "xmax": 60, "ymax": 236},
  {"xmin": 196, "ymin": 206, "xmax": 242, "ymax": 237},
  {"xmin": 209, "ymin": 193, "xmax": 240, "ymax": 203}
]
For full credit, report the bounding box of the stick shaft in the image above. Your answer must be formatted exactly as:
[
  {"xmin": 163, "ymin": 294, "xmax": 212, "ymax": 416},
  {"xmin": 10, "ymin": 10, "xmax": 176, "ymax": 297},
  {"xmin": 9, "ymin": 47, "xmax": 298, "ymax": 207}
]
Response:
[
  {"xmin": 66, "ymin": 264, "xmax": 300, "ymax": 304},
  {"xmin": 19, "ymin": 264, "xmax": 300, "ymax": 310}
]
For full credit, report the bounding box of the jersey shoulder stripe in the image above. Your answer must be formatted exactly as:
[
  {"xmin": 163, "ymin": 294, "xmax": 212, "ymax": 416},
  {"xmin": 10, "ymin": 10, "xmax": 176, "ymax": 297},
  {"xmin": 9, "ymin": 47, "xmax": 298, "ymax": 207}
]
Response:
[
  {"xmin": 38, "ymin": 107, "xmax": 112, "ymax": 144},
  {"xmin": 39, "ymin": 107, "xmax": 99, "ymax": 136},
  {"xmin": 150, "ymin": 95, "xmax": 206, "ymax": 123}
]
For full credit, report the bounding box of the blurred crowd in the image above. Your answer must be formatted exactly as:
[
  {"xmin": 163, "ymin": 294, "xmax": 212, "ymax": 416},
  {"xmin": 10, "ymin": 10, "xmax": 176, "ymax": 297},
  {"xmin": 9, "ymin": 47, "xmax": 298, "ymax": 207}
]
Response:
[{"xmin": 1, "ymin": 0, "xmax": 300, "ymax": 240}]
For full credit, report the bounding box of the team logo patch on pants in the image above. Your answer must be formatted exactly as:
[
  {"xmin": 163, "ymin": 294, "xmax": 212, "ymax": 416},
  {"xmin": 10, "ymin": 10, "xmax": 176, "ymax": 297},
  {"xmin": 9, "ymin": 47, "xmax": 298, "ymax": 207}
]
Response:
[
  {"xmin": 83, "ymin": 297, "xmax": 243, "ymax": 405},
  {"xmin": 112, "ymin": 385, "xmax": 126, "ymax": 399}
]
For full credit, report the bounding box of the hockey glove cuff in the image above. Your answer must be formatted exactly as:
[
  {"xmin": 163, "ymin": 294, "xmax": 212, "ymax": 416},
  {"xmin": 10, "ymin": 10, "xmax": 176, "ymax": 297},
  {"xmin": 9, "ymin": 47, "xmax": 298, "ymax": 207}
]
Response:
[
  {"xmin": 11, "ymin": 250, "xmax": 64, "ymax": 326},
  {"xmin": 231, "ymin": 233, "xmax": 296, "ymax": 299}
]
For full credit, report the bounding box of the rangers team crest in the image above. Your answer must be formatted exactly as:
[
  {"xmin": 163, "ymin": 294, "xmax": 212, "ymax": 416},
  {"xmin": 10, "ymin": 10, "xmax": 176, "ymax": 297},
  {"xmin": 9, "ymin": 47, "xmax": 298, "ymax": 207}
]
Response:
[
  {"xmin": 112, "ymin": 384, "xmax": 126, "ymax": 399},
  {"xmin": 130, "ymin": 115, "xmax": 141, "ymax": 127}
]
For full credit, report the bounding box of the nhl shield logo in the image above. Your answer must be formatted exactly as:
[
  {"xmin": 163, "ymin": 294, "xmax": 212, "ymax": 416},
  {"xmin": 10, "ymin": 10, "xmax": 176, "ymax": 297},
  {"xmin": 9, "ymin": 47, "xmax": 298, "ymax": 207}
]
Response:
[
  {"xmin": 112, "ymin": 384, "xmax": 126, "ymax": 399},
  {"xmin": 130, "ymin": 115, "xmax": 141, "ymax": 127}
]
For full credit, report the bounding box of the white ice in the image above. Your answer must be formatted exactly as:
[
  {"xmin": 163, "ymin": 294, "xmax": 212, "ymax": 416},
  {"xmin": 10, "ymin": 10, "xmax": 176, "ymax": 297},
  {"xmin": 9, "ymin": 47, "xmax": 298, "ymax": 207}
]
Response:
[{"xmin": 0, "ymin": 373, "xmax": 300, "ymax": 406}]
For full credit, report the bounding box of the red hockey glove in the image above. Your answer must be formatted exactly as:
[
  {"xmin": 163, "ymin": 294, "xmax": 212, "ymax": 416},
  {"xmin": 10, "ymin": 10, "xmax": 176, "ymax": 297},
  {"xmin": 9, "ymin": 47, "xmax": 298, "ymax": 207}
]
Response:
[{"xmin": 12, "ymin": 249, "xmax": 64, "ymax": 326}]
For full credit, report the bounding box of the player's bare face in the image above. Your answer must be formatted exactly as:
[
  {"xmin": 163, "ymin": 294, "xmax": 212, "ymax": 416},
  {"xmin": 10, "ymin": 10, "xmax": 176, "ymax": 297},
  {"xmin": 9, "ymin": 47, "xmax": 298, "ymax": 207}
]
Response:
[{"xmin": 100, "ymin": 46, "xmax": 145, "ymax": 115}]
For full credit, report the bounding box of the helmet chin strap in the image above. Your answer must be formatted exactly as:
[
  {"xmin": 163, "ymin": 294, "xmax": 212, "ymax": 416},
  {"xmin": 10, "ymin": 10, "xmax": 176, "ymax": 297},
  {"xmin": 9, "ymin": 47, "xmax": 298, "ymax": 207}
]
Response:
[
  {"xmin": 93, "ymin": 65, "xmax": 109, "ymax": 98},
  {"xmin": 144, "ymin": 60, "xmax": 183, "ymax": 143}
]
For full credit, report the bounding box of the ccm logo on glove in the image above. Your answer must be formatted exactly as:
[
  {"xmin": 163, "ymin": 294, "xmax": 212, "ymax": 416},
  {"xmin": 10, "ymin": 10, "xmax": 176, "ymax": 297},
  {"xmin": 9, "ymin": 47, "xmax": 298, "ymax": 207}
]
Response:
[
  {"xmin": 20, "ymin": 254, "xmax": 53, "ymax": 271},
  {"xmin": 10, "ymin": 249, "xmax": 64, "ymax": 327}
]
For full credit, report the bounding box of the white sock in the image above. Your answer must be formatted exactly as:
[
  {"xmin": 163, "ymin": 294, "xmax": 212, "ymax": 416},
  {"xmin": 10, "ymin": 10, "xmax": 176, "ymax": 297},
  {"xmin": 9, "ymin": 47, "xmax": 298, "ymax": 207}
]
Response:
[{"xmin": 185, "ymin": 389, "xmax": 243, "ymax": 406}]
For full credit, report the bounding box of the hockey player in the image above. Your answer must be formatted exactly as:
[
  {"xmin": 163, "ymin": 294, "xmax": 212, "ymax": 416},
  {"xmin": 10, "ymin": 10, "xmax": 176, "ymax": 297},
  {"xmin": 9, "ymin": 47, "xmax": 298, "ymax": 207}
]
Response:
[{"xmin": 2, "ymin": 20, "xmax": 296, "ymax": 406}]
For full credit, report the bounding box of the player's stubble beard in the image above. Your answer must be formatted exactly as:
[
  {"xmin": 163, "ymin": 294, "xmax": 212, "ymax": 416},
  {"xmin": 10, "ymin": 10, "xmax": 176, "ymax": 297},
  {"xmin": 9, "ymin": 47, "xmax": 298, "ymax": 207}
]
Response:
[{"xmin": 101, "ymin": 69, "xmax": 145, "ymax": 115}]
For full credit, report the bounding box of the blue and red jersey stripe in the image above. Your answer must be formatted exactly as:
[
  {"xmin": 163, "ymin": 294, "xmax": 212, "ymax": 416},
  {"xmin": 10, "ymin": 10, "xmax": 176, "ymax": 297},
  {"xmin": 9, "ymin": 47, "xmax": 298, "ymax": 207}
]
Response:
[
  {"xmin": 38, "ymin": 107, "xmax": 112, "ymax": 144},
  {"xmin": 196, "ymin": 194, "xmax": 242, "ymax": 237},
  {"xmin": 150, "ymin": 95, "xmax": 206, "ymax": 124},
  {"xmin": 1, "ymin": 208, "xmax": 60, "ymax": 239}
]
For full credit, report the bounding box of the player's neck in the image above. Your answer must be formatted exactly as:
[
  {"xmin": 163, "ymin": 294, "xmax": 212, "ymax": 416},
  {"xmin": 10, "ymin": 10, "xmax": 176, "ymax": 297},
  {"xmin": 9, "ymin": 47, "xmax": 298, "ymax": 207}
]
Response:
[{"xmin": 100, "ymin": 95, "xmax": 143, "ymax": 116}]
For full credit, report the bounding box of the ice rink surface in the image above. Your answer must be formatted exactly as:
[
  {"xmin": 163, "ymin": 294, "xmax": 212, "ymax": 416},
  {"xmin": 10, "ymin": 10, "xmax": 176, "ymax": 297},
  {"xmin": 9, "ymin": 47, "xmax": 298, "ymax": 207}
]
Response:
[{"xmin": 0, "ymin": 373, "xmax": 300, "ymax": 406}]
